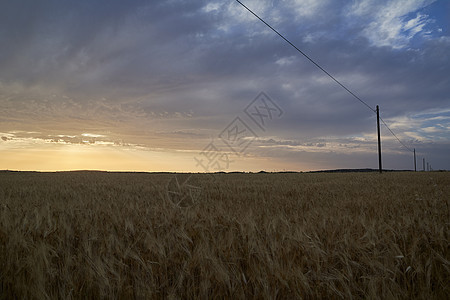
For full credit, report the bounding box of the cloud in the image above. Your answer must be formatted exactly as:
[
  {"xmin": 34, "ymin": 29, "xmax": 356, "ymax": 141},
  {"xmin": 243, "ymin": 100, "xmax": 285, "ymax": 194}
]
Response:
[
  {"xmin": 0, "ymin": 0, "xmax": 449, "ymax": 170},
  {"xmin": 347, "ymin": 0, "xmax": 438, "ymax": 48}
]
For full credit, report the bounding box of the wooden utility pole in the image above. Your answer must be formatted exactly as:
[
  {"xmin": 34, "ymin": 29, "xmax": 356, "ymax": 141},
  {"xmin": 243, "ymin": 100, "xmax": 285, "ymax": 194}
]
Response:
[
  {"xmin": 414, "ymin": 148, "xmax": 417, "ymax": 172},
  {"xmin": 376, "ymin": 105, "xmax": 382, "ymax": 173}
]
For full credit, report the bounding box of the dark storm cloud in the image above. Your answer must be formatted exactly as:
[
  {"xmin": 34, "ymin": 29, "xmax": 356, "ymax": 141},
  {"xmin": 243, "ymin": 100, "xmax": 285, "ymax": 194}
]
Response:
[
  {"xmin": 0, "ymin": 0, "xmax": 449, "ymax": 170},
  {"xmin": 0, "ymin": 0, "xmax": 202, "ymax": 89}
]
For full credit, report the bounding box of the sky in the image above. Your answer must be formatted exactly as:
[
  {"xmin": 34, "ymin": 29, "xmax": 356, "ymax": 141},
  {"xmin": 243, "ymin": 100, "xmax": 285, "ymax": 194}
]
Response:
[{"xmin": 1, "ymin": 0, "xmax": 449, "ymax": 172}]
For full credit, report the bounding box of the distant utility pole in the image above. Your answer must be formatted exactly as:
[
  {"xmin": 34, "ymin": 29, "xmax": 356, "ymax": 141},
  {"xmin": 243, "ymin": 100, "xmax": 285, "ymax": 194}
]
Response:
[
  {"xmin": 376, "ymin": 105, "xmax": 382, "ymax": 174},
  {"xmin": 414, "ymin": 148, "xmax": 417, "ymax": 172}
]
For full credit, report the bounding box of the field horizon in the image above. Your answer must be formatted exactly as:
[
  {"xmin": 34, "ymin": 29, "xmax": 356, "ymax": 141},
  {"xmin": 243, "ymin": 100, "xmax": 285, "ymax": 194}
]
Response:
[{"xmin": 3, "ymin": 167, "xmax": 446, "ymax": 174}]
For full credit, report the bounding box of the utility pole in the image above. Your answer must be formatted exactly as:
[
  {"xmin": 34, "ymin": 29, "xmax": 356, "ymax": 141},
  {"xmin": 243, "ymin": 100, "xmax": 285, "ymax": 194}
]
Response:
[
  {"xmin": 414, "ymin": 148, "xmax": 417, "ymax": 172},
  {"xmin": 423, "ymin": 158, "xmax": 425, "ymax": 171},
  {"xmin": 376, "ymin": 105, "xmax": 382, "ymax": 173}
]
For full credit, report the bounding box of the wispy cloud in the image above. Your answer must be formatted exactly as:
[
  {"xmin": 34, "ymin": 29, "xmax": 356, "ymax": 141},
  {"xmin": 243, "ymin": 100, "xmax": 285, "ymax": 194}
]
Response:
[{"xmin": 347, "ymin": 0, "xmax": 440, "ymax": 48}]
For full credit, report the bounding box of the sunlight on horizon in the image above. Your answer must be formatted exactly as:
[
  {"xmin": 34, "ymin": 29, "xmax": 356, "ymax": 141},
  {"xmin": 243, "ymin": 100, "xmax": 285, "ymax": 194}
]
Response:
[{"xmin": 0, "ymin": 142, "xmax": 304, "ymax": 173}]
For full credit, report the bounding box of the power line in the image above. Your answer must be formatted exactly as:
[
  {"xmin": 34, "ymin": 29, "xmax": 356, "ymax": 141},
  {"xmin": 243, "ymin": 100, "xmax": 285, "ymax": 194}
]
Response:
[
  {"xmin": 235, "ymin": 0, "xmax": 416, "ymax": 156},
  {"xmin": 379, "ymin": 117, "xmax": 414, "ymax": 152},
  {"xmin": 234, "ymin": 0, "xmax": 376, "ymax": 113}
]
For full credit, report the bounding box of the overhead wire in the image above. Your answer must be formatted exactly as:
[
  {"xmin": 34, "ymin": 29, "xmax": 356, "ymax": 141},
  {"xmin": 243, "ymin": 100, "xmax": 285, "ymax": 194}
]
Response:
[
  {"xmin": 234, "ymin": 0, "xmax": 415, "ymax": 154},
  {"xmin": 379, "ymin": 117, "xmax": 414, "ymax": 152},
  {"xmin": 234, "ymin": 0, "xmax": 375, "ymax": 113}
]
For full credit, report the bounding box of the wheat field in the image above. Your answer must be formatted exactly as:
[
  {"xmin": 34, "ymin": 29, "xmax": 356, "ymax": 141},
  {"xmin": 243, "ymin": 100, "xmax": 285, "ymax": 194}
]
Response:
[{"xmin": 0, "ymin": 171, "xmax": 448, "ymax": 299}]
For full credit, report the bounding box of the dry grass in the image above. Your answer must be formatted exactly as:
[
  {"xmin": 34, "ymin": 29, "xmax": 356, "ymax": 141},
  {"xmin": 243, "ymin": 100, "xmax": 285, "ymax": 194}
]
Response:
[{"xmin": 0, "ymin": 171, "xmax": 449, "ymax": 299}]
